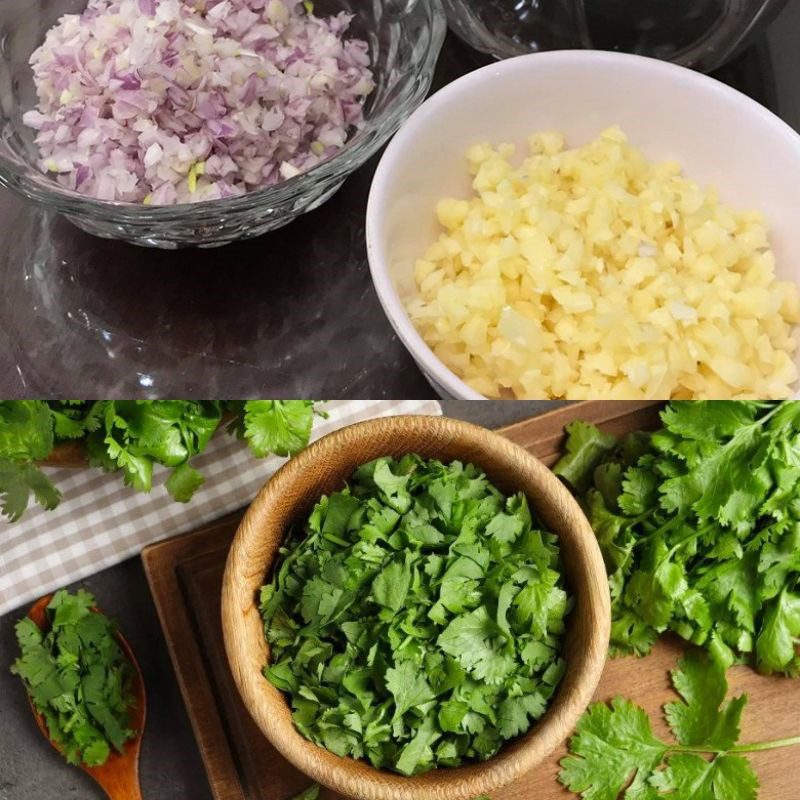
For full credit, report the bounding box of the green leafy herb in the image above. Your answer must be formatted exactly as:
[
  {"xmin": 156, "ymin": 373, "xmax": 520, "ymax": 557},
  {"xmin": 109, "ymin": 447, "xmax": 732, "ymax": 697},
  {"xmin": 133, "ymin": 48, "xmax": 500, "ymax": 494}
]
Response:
[
  {"xmin": 10, "ymin": 589, "xmax": 136, "ymax": 767},
  {"xmin": 0, "ymin": 400, "xmax": 324, "ymax": 521},
  {"xmin": 289, "ymin": 785, "xmax": 320, "ymax": 800},
  {"xmin": 559, "ymin": 650, "xmax": 800, "ymax": 800},
  {"xmin": 260, "ymin": 455, "xmax": 570, "ymax": 775},
  {"xmin": 226, "ymin": 400, "xmax": 322, "ymax": 458},
  {"xmin": 554, "ymin": 400, "xmax": 800, "ymax": 674},
  {"xmin": 0, "ymin": 402, "xmax": 60, "ymax": 520}
]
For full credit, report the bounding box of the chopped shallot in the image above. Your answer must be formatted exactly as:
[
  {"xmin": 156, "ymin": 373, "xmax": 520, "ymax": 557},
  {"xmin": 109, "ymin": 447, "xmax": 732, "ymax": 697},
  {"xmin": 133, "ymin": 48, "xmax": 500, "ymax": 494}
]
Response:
[{"xmin": 23, "ymin": 0, "xmax": 374, "ymax": 204}]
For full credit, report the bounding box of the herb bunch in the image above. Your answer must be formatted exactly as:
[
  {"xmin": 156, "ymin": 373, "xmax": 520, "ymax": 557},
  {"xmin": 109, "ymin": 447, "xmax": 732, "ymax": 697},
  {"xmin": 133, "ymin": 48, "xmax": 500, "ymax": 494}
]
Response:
[
  {"xmin": 11, "ymin": 589, "xmax": 136, "ymax": 767},
  {"xmin": 554, "ymin": 400, "xmax": 800, "ymax": 675},
  {"xmin": 0, "ymin": 400, "xmax": 321, "ymax": 522},
  {"xmin": 260, "ymin": 455, "xmax": 570, "ymax": 775},
  {"xmin": 559, "ymin": 650, "xmax": 800, "ymax": 800}
]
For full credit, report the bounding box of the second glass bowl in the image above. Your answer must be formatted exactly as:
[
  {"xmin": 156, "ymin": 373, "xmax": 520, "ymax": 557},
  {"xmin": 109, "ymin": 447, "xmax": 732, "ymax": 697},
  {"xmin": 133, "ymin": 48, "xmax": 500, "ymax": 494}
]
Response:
[
  {"xmin": 441, "ymin": 0, "xmax": 789, "ymax": 73},
  {"xmin": 0, "ymin": 0, "xmax": 446, "ymax": 248}
]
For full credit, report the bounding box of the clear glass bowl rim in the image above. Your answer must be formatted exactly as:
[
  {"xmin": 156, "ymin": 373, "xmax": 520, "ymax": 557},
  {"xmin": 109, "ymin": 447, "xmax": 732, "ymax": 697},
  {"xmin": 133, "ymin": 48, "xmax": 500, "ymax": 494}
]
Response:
[{"xmin": 0, "ymin": 0, "xmax": 447, "ymax": 222}]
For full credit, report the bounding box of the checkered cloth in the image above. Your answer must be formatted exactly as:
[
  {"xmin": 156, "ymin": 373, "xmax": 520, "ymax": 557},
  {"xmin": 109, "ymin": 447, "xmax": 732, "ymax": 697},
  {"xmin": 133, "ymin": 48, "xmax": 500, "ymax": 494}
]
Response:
[{"xmin": 0, "ymin": 400, "xmax": 441, "ymax": 615}]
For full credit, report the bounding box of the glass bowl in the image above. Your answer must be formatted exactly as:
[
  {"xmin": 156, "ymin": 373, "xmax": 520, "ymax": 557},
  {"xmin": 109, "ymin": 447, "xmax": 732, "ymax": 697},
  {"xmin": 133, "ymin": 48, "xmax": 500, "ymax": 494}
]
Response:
[
  {"xmin": 441, "ymin": 0, "xmax": 788, "ymax": 74},
  {"xmin": 0, "ymin": 0, "xmax": 446, "ymax": 248}
]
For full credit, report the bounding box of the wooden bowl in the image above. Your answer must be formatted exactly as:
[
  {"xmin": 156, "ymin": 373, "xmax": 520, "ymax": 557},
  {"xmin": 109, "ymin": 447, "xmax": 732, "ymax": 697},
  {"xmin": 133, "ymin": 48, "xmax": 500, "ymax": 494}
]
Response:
[{"xmin": 221, "ymin": 415, "xmax": 610, "ymax": 800}]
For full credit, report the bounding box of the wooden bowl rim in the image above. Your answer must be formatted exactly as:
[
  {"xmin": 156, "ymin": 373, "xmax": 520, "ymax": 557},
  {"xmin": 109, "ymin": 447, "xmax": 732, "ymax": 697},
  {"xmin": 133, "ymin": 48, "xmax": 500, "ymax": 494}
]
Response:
[{"xmin": 221, "ymin": 415, "xmax": 610, "ymax": 800}]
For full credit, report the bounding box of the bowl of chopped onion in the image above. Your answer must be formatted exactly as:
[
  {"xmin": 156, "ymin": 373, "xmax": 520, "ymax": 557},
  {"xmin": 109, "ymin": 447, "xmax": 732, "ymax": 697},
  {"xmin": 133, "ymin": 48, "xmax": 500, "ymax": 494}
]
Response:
[
  {"xmin": 366, "ymin": 50, "xmax": 800, "ymax": 400},
  {"xmin": 0, "ymin": 0, "xmax": 445, "ymax": 248}
]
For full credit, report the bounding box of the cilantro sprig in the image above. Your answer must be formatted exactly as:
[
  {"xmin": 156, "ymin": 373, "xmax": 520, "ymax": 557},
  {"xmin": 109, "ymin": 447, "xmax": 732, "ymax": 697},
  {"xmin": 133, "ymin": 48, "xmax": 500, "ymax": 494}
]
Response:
[
  {"xmin": 554, "ymin": 400, "xmax": 800, "ymax": 675},
  {"xmin": 559, "ymin": 650, "xmax": 800, "ymax": 800},
  {"xmin": 11, "ymin": 589, "xmax": 137, "ymax": 767},
  {"xmin": 260, "ymin": 455, "xmax": 570, "ymax": 775},
  {"xmin": 0, "ymin": 401, "xmax": 61, "ymax": 520},
  {"xmin": 289, "ymin": 786, "xmax": 320, "ymax": 800},
  {"xmin": 0, "ymin": 400, "xmax": 323, "ymax": 521}
]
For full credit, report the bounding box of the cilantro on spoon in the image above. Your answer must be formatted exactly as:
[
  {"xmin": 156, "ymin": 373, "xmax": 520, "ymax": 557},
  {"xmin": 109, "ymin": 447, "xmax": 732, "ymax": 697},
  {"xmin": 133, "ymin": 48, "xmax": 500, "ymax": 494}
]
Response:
[
  {"xmin": 259, "ymin": 455, "xmax": 571, "ymax": 775},
  {"xmin": 11, "ymin": 589, "xmax": 137, "ymax": 767}
]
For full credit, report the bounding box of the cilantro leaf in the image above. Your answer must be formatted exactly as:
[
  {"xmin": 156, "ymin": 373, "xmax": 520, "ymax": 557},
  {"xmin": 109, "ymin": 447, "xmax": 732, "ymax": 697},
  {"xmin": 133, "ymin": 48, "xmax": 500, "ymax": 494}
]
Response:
[
  {"xmin": 659, "ymin": 416, "xmax": 771, "ymax": 528},
  {"xmin": 497, "ymin": 694, "xmax": 545, "ymax": 739},
  {"xmin": 239, "ymin": 400, "xmax": 317, "ymax": 458},
  {"xmin": 618, "ymin": 468, "xmax": 658, "ymax": 516},
  {"xmin": 0, "ymin": 400, "xmax": 54, "ymax": 461},
  {"xmin": 559, "ymin": 697, "xmax": 667, "ymax": 800},
  {"xmin": 0, "ymin": 401, "xmax": 61, "ymax": 521},
  {"xmin": 756, "ymin": 587, "xmax": 800, "ymax": 675},
  {"xmin": 49, "ymin": 402, "xmax": 91, "ymax": 440},
  {"xmin": 650, "ymin": 753, "xmax": 758, "ymax": 800},
  {"xmin": 554, "ymin": 420, "xmax": 618, "ymax": 495},
  {"xmin": 372, "ymin": 556, "xmax": 412, "ymax": 613},
  {"xmin": 757, "ymin": 522, "xmax": 800, "ymax": 601},
  {"xmin": 664, "ymin": 651, "xmax": 746, "ymax": 750},
  {"xmin": 0, "ymin": 458, "xmax": 61, "ymax": 522},
  {"xmin": 165, "ymin": 462, "xmax": 206, "ymax": 503},
  {"xmin": 660, "ymin": 401, "xmax": 759, "ymax": 440},
  {"xmin": 395, "ymin": 715, "xmax": 440, "ymax": 775},
  {"xmin": 386, "ymin": 660, "xmax": 435, "ymax": 721},
  {"xmin": 438, "ymin": 607, "xmax": 516, "ymax": 685}
]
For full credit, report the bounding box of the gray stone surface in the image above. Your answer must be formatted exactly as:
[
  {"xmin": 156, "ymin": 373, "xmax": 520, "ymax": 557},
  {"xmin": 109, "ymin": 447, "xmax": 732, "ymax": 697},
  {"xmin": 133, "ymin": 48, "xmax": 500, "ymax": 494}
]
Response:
[{"xmin": 0, "ymin": 401, "xmax": 557, "ymax": 800}]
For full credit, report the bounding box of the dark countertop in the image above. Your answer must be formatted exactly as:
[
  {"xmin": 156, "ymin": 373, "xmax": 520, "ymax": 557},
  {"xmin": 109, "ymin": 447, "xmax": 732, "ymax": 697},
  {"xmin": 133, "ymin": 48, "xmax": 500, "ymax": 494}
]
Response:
[
  {"xmin": 2, "ymin": 3, "xmax": 800, "ymax": 397},
  {"xmin": 0, "ymin": 400, "xmax": 561, "ymax": 800}
]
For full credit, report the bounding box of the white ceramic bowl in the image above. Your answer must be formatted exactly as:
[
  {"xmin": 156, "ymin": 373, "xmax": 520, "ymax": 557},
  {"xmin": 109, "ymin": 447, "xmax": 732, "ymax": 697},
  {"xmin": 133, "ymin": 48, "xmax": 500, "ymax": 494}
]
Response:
[{"xmin": 366, "ymin": 50, "xmax": 800, "ymax": 399}]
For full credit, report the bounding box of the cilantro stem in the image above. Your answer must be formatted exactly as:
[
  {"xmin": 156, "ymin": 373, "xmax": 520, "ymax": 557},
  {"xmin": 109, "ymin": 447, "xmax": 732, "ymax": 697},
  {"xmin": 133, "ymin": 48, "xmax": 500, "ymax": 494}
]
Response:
[
  {"xmin": 755, "ymin": 402, "xmax": 783, "ymax": 427},
  {"xmin": 730, "ymin": 735, "xmax": 800, "ymax": 753},
  {"xmin": 632, "ymin": 514, "xmax": 683, "ymax": 548},
  {"xmin": 663, "ymin": 522, "xmax": 714, "ymax": 560},
  {"xmin": 667, "ymin": 735, "xmax": 800, "ymax": 755},
  {"xmin": 323, "ymin": 533, "xmax": 351, "ymax": 546}
]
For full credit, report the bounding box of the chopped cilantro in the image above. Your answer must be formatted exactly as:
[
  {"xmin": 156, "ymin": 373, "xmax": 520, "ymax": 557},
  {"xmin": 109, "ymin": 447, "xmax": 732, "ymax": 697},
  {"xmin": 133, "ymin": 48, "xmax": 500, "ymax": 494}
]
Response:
[
  {"xmin": 260, "ymin": 455, "xmax": 570, "ymax": 775},
  {"xmin": 10, "ymin": 589, "xmax": 136, "ymax": 767},
  {"xmin": 554, "ymin": 400, "xmax": 800, "ymax": 674}
]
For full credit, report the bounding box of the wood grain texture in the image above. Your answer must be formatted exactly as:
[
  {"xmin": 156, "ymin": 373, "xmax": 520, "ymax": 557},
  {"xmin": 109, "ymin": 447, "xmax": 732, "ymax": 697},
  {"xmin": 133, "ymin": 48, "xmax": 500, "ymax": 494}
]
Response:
[
  {"xmin": 142, "ymin": 401, "xmax": 800, "ymax": 800},
  {"xmin": 27, "ymin": 594, "xmax": 146, "ymax": 800},
  {"xmin": 221, "ymin": 415, "xmax": 611, "ymax": 800},
  {"xmin": 40, "ymin": 438, "xmax": 90, "ymax": 468},
  {"xmin": 142, "ymin": 514, "xmax": 249, "ymax": 800}
]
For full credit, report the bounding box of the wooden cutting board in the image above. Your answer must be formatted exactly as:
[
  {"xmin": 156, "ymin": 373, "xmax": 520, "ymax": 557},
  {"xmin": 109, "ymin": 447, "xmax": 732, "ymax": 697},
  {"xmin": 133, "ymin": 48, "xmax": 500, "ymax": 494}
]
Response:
[{"xmin": 141, "ymin": 401, "xmax": 800, "ymax": 800}]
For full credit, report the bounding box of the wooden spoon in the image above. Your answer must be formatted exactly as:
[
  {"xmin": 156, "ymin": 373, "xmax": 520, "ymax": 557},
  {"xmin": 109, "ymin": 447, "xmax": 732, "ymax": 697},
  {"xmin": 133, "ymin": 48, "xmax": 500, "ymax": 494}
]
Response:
[{"xmin": 26, "ymin": 594, "xmax": 147, "ymax": 800}]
